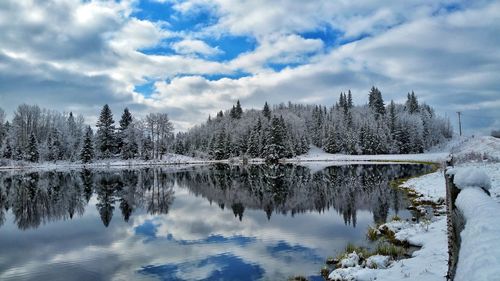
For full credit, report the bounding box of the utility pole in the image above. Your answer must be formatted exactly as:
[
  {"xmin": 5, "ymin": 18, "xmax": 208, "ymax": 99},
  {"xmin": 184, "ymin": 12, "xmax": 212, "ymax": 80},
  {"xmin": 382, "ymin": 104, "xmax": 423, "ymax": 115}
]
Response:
[{"xmin": 457, "ymin": 112, "xmax": 462, "ymax": 136}]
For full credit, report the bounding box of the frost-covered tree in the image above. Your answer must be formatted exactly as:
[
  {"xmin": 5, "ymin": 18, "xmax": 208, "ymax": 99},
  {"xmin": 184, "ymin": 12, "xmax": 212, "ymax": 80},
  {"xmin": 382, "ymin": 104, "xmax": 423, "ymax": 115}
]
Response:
[
  {"xmin": 96, "ymin": 104, "xmax": 116, "ymax": 158},
  {"xmin": 117, "ymin": 108, "xmax": 133, "ymax": 156},
  {"xmin": 264, "ymin": 116, "xmax": 287, "ymax": 163},
  {"xmin": 368, "ymin": 86, "xmax": 385, "ymax": 116},
  {"xmin": 405, "ymin": 91, "xmax": 419, "ymax": 114},
  {"xmin": 26, "ymin": 133, "xmax": 39, "ymax": 162},
  {"xmin": 262, "ymin": 102, "xmax": 271, "ymax": 120},
  {"xmin": 80, "ymin": 126, "xmax": 94, "ymax": 163}
]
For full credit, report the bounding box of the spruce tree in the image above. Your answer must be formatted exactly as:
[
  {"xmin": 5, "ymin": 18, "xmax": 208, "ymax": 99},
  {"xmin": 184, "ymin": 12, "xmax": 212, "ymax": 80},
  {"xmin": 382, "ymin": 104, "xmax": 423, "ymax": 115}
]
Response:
[
  {"xmin": 122, "ymin": 126, "xmax": 138, "ymax": 159},
  {"xmin": 264, "ymin": 116, "xmax": 286, "ymax": 163},
  {"xmin": 141, "ymin": 136, "xmax": 153, "ymax": 160},
  {"xmin": 214, "ymin": 128, "xmax": 228, "ymax": 160},
  {"xmin": 347, "ymin": 90, "xmax": 353, "ymax": 109},
  {"xmin": 368, "ymin": 86, "xmax": 386, "ymax": 116},
  {"xmin": 26, "ymin": 133, "xmax": 39, "ymax": 162},
  {"xmin": 235, "ymin": 100, "xmax": 243, "ymax": 119},
  {"xmin": 118, "ymin": 108, "xmax": 133, "ymax": 157},
  {"xmin": 80, "ymin": 126, "xmax": 94, "ymax": 163},
  {"xmin": 405, "ymin": 91, "xmax": 419, "ymax": 114},
  {"xmin": 262, "ymin": 102, "xmax": 271, "ymax": 120},
  {"xmin": 1, "ymin": 138, "xmax": 12, "ymax": 159},
  {"xmin": 96, "ymin": 104, "xmax": 115, "ymax": 158}
]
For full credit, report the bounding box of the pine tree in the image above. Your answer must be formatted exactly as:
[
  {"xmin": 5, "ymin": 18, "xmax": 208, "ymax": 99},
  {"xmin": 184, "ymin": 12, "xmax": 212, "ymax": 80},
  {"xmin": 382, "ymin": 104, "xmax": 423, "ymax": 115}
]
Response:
[
  {"xmin": 230, "ymin": 105, "xmax": 237, "ymax": 119},
  {"xmin": 347, "ymin": 90, "xmax": 353, "ymax": 109},
  {"xmin": 47, "ymin": 128, "xmax": 62, "ymax": 161},
  {"xmin": 264, "ymin": 116, "xmax": 286, "ymax": 163},
  {"xmin": 80, "ymin": 126, "xmax": 94, "ymax": 163},
  {"xmin": 405, "ymin": 91, "xmax": 419, "ymax": 114},
  {"xmin": 141, "ymin": 136, "xmax": 153, "ymax": 160},
  {"xmin": 26, "ymin": 132, "xmax": 39, "ymax": 162},
  {"xmin": 96, "ymin": 104, "xmax": 115, "ymax": 158},
  {"xmin": 1, "ymin": 138, "xmax": 12, "ymax": 159},
  {"xmin": 324, "ymin": 127, "xmax": 339, "ymax": 153},
  {"xmin": 247, "ymin": 119, "xmax": 262, "ymax": 157},
  {"xmin": 235, "ymin": 100, "xmax": 243, "ymax": 119},
  {"xmin": 122, "ymin": 126, "xmax": 138, "ymax": 159},
  {"xmin": 214, "ymin": 128, "xmax": 228, "ymax": 160},
  {"xmin": 368, "ymin": 86, "xmax": 386, "ymax": 116},
  {"xmin": 263, "ymin": 102, "xmax": 271, "ymax": 120},
  {"xmin": 388, "ymin": 100, "xmax": 397, "ymax": 134},
  {"xmin": 118, "ymin": 108, "xmax": 133, "ymax": 157}
]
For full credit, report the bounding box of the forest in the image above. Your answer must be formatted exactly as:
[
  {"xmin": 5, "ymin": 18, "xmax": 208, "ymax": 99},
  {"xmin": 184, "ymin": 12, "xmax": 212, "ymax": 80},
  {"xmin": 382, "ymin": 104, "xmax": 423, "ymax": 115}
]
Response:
[{"xmin": 0, "ymin": 87, "xmax": 453, "ymax": 164}]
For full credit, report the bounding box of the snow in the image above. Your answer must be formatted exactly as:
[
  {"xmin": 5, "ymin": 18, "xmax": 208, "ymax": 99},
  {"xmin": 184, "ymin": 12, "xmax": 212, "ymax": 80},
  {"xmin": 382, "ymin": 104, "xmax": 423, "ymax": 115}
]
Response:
[
  {"xmin": 340, "ymin": 252, "xmax": 361, "ymax": 268},
  {"xmin": 0, "ymin": 153, "xmax": 207, "ymax": 171},
  {"xmin": 326, "ymin": 167, "xmax": 449, "ymax": 281},
  {"xmin": 450, "ymin": 136, "xmax": 500, "ymax": 161},
  {"xmin": 455, "ymin": 187, "xmax": 500, "ymax": 281},
  {"xmin": 366, "ymin": 255, "xmax": 391, "ymax": 269},
  {"xmin": 292, "ymin": 145, "xmax": 449, "ymax": 163},
  {"xmin": 452, "ymin": 167, "xmax": 491, "ymax": 190},
  {"xmin": 402, "ymin": 171, "xmax": 446, "ymax": 204}
]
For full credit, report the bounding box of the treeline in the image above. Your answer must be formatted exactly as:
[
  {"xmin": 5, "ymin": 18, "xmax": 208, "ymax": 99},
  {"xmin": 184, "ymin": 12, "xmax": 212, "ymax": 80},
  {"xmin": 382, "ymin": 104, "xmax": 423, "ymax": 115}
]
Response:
[
  {"xmin": 174, "ymin": 87, "xmax": 453, "ymax": 161},
  {"xmin": 0, "ymin": 104, "xmax": 173, "ymax": 163},
  {"xmin": 0, "ymin": 87, "xmax": 453, "ymax": 164}
]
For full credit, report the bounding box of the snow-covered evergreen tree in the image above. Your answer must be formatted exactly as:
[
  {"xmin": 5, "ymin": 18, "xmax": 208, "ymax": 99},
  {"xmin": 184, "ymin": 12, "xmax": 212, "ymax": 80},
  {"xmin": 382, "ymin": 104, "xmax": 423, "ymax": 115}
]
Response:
[
  {"xmin": 96, "ymin": 104, "xmax": 115, "ymax": 158},
  {"xmin": 80, "ymin": 126, "xmax": 94, "ymax": 163},
  {"xmin": 26, "ymin": 133, "xmax": 39, "ymax": 162}
]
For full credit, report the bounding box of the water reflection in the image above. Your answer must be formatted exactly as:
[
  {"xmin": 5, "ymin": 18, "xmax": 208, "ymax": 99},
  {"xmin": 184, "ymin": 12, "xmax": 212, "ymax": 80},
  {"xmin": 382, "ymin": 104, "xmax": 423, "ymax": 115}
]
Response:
[{"xmin": 0, "ymin": 164, "xmax": 431, "ymax": 280}]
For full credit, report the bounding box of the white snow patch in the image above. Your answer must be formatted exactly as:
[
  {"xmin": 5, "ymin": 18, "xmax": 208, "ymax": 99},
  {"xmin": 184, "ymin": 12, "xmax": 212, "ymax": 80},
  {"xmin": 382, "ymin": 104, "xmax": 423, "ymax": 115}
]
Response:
[
  {"xmin": 452, "ymin": 167, "xmax": 491, "ymax": 190},
  {"xmin": 366, "ymin": 255, "xmax": 391, "ymax": 269},
  {"xmin": 340, "ymin": 252, "xmax": 361, "ymax": 268},
  {"xmin": 455, "ymin": 187, "xmax": 500, "ymax": 281}
]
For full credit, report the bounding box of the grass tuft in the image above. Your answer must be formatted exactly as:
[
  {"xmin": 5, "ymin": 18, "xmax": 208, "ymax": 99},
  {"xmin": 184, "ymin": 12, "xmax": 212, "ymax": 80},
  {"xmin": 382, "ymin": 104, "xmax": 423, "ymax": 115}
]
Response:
[{"xmin": 366, "ymin": 226, "xmax": 379, "ymax": 241}]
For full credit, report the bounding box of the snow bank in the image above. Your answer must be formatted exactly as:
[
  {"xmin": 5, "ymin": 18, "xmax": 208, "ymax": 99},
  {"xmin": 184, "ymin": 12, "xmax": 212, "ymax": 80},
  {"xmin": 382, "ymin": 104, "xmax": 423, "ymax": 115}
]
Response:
[
  {"xmin": 293, "ymin": 145, "xmax": 448, "ymax": 163},
  {"xmin": 451, "ymin": 167, "xmax": 491, "ymax": 190},
  {"xmin": 401, "ymin": 171, "xmax": 446, "ymax": 203},
  {"xmin": 451, "ymin": 136, "xmax": 500, "ymax": 162},
  {"xmin": 455, "ymin": 187, "xmax": 500, "ymax": 281}
]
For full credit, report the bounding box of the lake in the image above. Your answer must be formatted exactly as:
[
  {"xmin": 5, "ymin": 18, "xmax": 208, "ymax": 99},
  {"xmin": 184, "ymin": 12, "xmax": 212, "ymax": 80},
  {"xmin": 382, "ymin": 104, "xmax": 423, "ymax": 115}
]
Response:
[{"xmin": 0, "ymin": 163, "xmax": 432, "ymax": 281}]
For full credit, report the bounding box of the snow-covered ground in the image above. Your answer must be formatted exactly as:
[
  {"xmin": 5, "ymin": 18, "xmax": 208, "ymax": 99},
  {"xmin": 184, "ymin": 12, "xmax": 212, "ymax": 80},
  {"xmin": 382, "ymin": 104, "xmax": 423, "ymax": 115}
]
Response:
[
  {"xmin": 291, "ymin": 145, "xmax": 449, "ymax": 163},
  {"xmin": 0, "ymin": 153, "xmax": 208, "ymax": 171}
]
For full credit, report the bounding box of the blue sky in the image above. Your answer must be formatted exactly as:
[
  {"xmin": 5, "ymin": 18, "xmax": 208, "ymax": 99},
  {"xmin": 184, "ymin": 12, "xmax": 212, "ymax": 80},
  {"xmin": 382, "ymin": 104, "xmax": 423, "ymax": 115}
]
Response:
[{"xmin": 0, "ymin": 0, "xmax": 499, "ymax": 133}]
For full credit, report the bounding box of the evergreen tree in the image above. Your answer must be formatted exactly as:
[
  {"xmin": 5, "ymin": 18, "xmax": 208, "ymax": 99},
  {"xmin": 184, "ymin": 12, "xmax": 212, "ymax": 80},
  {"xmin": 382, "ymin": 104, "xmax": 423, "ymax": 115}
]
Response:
[
  {"xmin": 230, "ymin": 105, "xmax": 237, "ymax": 119},
  {"xmin": 368, "ymin": 86, "xmax": 386, "ymax": 116},
  {"xmin": 96, "ymin": 104, "xmax": 115, "ymax": 158},
  {"xmin": 235, "ymin": 100, "xmax": 243, "ymax": 118},
  {"xmin": 347, "ymin": 90, "xmax": 353, "ymax": 109},
  {"xmin": 247, "ymin": 119, "xmax": 262, "ymax": 157},
  {"xmin": 141, "ymin": 136, "xmax": 153, "ymax": 160},
  {"xmin": 26, "ymin": 133, "xmax": 39, "ymax": 162},
  {"xmin": 1, "ymin": 138, "xmax": 12, "ymax": 159},
  {"xmin": 80, "ymin": 126, "xmax": 94, "ymax": 163},
  {"xmin": 405, "ymin": 91, "xmax": 419, "ymax": 114},
  {"xmin": 264, "ymin": 116, "xmax": 286, "ymax": 163},
  {"xmin": 262, "ymin": 102, "xmax": 271, "ymax": 120},
  {"xmin": 388, "ymin": 100, "xmax": 397, "ymax": 134},
  {"xmin": 214, "ymin": 128, "xmax": 228, "ymax": 160},
  {"xmin": 324, "ymin": 127, "xmax": 339, "ymax": 153},
  {"xmin": 118, "ymin": 108, "xmax": 133, "ymax": 157},
  {"xmin": 122, "ymin": 126, "xmax": 138, "ymax": 159},
  {"xmin": 46, "ymin": 128, "xmax": 62, "ymax": 161}
]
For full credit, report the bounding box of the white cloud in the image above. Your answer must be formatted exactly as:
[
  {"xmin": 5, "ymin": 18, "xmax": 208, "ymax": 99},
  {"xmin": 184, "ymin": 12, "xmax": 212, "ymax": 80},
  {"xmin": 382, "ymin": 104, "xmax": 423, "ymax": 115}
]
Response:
[
  {"xmin": 0, "ymin": 0, "xmax": 499, "ymax": 133},
  {"xmin": 171, "ymin": 39, "xmax": 222, "ymax": 56}
]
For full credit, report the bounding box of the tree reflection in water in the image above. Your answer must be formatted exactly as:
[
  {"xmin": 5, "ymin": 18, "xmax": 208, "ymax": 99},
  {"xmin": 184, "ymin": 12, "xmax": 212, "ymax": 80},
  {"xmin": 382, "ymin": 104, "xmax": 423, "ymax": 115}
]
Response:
[{"xmin": 0, "ymin": 164, "xmax": 431, "ymax": 230}]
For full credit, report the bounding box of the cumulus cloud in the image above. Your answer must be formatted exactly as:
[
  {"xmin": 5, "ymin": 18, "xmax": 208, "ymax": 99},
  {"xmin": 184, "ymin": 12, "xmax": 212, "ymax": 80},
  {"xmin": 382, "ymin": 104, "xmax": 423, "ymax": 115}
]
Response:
[
  {"xmin": 171, "ymin": 39, "xmax": 222, "ymax": 56},
  {"xmin": 0, "ymin": 0, "xmax": 498, "ymax": 133}
]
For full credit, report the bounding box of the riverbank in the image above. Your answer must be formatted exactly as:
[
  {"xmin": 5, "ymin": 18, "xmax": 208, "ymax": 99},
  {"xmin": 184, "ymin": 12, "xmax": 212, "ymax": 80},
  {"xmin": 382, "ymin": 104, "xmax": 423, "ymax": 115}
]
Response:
[{"xmin": 324, "ymin": 136, "xmax": 500, "ymax": 281}]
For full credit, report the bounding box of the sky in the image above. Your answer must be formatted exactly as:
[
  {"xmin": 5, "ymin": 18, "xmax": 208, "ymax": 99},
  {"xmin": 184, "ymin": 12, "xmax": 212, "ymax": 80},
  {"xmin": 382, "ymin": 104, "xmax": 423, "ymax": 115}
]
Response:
[{"xmin": 0, "ymin": 0, "xmax": 499, "ymax": 134}]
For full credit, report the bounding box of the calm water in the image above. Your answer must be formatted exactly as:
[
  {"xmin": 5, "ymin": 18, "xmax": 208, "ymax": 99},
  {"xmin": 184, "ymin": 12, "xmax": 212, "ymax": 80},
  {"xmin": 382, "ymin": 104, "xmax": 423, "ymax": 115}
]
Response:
[{"xmin": 0, "ymin": 164, "xmax": 431, "ymax": 281}]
